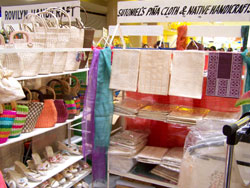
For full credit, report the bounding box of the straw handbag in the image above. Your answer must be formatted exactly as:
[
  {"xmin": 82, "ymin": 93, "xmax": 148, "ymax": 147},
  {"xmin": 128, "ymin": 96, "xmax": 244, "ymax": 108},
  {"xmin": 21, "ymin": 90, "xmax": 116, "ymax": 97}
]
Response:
[
  {"xmin": 63, "ymin": 75, "xmax": 81, "ymax": 115},
  {"xmin": 0, "ymin": 34, "xmax": 5, "ymax": 64},
  {"xmin": 47, "ymin": 79, "xmax": 77, "ymax": 119},
  {"xmin": 64, "ymin": 10, "xmax": 84, "ymax": 71},
  {"xmin": 34, "ymin": 87, "xmax": 57, "ymax": 128},
  {"xmin": 23, "ymin": 13, "xmax": 55, "ymax": 75},
  {"xmin": 8, "ymin": 31, "xmax": 42, "ymax": 77},
  {"xmin": 0, "ymin": 104, "xmax": 16, "ymax": 144},
  {"xmin": 20, "ymin": 87, "xmax": 44, "ymax": 133},
  {"xmin": 35, "ymin": 11, "xmax": 59, "ymax": 75},
  {"xmin": 4, "ymin": 102, "xmax": 29, "ymax": 138},
  {"xmin": 45, "ymin": 8, "xmax": 71, "ymax": 73},
  {"xmin": 39, "ymin": 86, "xmax": 68, "ymax": 123}
]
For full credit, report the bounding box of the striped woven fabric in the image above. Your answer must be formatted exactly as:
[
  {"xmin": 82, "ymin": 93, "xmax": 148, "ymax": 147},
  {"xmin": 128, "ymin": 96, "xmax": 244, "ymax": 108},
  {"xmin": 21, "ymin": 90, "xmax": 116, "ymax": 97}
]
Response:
[
  {"xmin": 65, "ymin": 100, "xmax": 77, "ymax": 119},
  {"xmin": 5, "ymin": 105, "xmax": 29, "ymax": 138},
  {"xmin": 0, "ymin": 110, "xmax": 16, "ymax": 144}
]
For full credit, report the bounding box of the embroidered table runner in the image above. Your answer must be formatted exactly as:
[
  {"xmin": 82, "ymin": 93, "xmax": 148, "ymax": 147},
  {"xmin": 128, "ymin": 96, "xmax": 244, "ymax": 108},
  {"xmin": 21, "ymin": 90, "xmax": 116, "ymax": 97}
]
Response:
[
  {"xmin": 206, "ymin": 52, "xmax": 243, "ymax": 98},
  {"xmin": 169, "ymin": 51, "xmax": 205, "ymax": 99},
  {"xmin": 138, "ymin": 50, "xmax": 172, "ymax": 95}
]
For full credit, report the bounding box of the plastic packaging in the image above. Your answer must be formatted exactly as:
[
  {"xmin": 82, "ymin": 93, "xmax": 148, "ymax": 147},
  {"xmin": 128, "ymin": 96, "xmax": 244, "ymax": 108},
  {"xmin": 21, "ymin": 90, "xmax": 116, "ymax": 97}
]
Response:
[{"xmin": 178, "ymin": 119, "xmax": 250, "ymax": 188}]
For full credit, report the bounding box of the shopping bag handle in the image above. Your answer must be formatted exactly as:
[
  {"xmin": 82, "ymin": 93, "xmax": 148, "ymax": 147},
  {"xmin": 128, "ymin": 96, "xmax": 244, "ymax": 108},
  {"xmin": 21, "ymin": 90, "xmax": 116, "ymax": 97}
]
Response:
[{"xmin": 9, "ymin": 31, "xmax": 33, "ymax": 48}]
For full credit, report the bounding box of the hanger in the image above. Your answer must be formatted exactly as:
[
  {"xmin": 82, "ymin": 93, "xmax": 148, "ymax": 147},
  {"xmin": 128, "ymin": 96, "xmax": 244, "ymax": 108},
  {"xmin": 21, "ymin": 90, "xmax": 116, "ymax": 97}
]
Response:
[
  {"xmin": 109, "ymin": 23, "xmax": 126, "ymax": 49},
  {"xmin": 96, "ymin": 36, "xmax": 109, "ymax": 48}
]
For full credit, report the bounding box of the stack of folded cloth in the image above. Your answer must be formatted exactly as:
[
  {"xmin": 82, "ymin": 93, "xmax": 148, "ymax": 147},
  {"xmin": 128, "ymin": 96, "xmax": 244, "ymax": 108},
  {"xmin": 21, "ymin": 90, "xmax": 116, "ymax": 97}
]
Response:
[
  {"xmin": 109, "ymin": 130, "xmax": 149, "ymax": 157},
  {"xmin": 167, "ymin": 106, "xmax": 210, "ymax": 126},
  {"xmin": 151, "ymin": 147, "xmax": 184, "ymax": 184},
  {"xmin": 114, "ymin": 98, "xmax": 149, "ymax": 117},
  {"xmin": 151, "ymin": 165, "xmax": 179, "ymax": 185},
  {"xmin": 138, "ymin": 103, "xmax": 178, "ymax": 122},
  {"xmin": 160, "ymin": 147, "xmax": 183, "ymax": 173},
  {"xmin": 136, "ymin": 146, "xmax": 168, "ymax": 164},
  {"xmin": 108, "ymin": 130, "xmax": 149, "ymax": 173},
  {"xmin": 204, "ymin": 110, "xmax": 240, "ymax": 121}
]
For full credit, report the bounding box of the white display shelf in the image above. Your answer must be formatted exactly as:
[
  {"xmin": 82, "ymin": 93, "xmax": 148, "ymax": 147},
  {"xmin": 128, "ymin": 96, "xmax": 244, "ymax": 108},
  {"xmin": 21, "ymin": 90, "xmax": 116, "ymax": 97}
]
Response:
[
  {"xmin": 109, "ymin": 170, "xmax": 177, "ymax": 188},
  {"xmin": 16, "ymin": 68, "xmax": 89, "ymax": 81},
  {"xmin": 65, "ymin": 135, "xmax": 82, "ymax": 145},
  {"xmin": 63, "ymin": 168, "xmax": 92, "ymax": 188},
  {"xmin": 0, "ymin": 48, "xmax": 92, "ymax": 54},
  {"xmin": 28, "ymin": 155, "xmax": 84, "ymax": 188},
  {"xmin": 0, "ymin": 112, "xmax": 83, "ymax": 148}
]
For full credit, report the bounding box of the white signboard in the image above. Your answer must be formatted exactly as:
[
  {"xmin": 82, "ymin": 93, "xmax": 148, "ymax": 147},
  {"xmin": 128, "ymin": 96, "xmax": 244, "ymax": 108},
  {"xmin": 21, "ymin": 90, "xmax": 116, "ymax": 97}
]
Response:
[
  {"xmin": 2, "ymin": 0, "xmax": 80, "ymax": 24},
  {"xmin": 109, "ymin": 25, "xmax": 163, "ymax": 36},
  {"xmin": 118, "ymin": 0, "xmax": 250, "ymax": 23}
]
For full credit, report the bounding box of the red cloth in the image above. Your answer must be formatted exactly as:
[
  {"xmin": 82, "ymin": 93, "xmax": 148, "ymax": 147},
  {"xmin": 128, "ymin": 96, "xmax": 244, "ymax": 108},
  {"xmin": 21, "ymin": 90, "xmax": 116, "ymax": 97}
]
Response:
[
  {"xmin": 0, "ymin": 171, "xmax": 7, "ymax": 188},
  {"xmin": 176, "ymin": 25, "xmax": 187, "ymax": 50}
]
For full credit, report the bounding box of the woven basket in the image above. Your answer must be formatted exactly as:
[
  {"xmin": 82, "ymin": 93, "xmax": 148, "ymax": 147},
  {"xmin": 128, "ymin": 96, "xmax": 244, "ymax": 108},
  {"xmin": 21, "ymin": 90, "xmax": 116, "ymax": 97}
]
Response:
[
  {"xmin": 0, "ymin": 34, "xmax": 6, "ymax": 65},
  {"xmin": 4, "ymin": 102, "xmax": 29, "ymax": 138},
  {"xmin": 45, "ymin": 8, "xmax": 71, "ymax": 73},
  {"xmin": 39, "ymin": 86, "xmax": 68, "ymax": 123},
  {"xmin": 7, "ymin": 31, "xmax": 42, "ymax": 77},
  {"xmin": 33, "ymin": 87, "xmax": 57, "ymax": 128},
  {"xmin": 21, "ymin": 87, "xmax": 44, "ymax": 133},
  {"xmin": 26, "ymin": 13, "xmax": 56, "ymax": 75},
  {"xmin": 63, "ymin": 75, "xmax": 81, "ymax": 115},
  {"xmin": 47, "ymin": 79, "xmax": 77, "ymax": 119},
  {"xmin": 0, "ymin": 106, "xmax": 16, "ymax": 144}
]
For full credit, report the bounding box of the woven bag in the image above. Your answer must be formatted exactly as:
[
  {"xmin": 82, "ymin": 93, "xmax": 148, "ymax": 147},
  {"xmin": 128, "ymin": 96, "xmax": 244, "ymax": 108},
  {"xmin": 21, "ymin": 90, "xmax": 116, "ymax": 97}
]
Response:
[
  {"xmin": 63, "ymin": 75, "xmax": 81, "ymax": 115},
  {"xmin": 4, "ymin": 101, "xmax": 29, "ymax": 138},
  {"xmin": 20, "ymin": 87, "xmax": 44, "ymax": 133},
  {"xmin": 33, "ymin": 87, "xmax": 57, "ymax": 128},
  {"xmin": 45, "ymin": 8, "xmax": 72, "ymax": 73},
  {"xmin": 47, "ymin": 79, "xmax": 77, "ymax": 119},
  {"xmin": 64, "ymin": 9, "xmax": 84, "ymax": 71},
  {"xmin": 39, "ymin": 86, "xmax": 68, "ymax": 123},
  {"xmin": 0, "ymin": 34, "xmax": 5, "ymax": 64},
  {"xmin": 6, "ymin": 31, "xmax": 42, "ymax": 77},
  {"xmin": 35, "ymin": 11, "xmax": 59, "ymax": 74},
  {"xmin": 73, "ymin": 6, "xmax": 94, "ymax": 69},
  {"xmin": 0, "ymin": 105, "xmax": 16, "ymax": 144}
]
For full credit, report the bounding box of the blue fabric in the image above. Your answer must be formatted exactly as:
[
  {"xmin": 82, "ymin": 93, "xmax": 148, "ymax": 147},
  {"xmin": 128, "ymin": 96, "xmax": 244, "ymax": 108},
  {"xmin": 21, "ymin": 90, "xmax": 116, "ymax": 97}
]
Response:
[
  {"xmin": 93, "ymin": 47, "xmax": 113, "ymax": 181},
  {"xmin": 241, "ymin": 26, "xmax": 249, "ymax": 51},
  {"xmin": 241, "ymin": 50, "xmax": 250, "ymax": 113}
]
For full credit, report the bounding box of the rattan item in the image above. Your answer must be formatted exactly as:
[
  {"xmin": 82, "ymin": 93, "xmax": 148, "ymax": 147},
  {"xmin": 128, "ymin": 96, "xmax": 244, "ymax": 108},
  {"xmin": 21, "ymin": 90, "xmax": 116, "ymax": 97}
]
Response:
[
  {"xmin": 47, "ymin": 79, "xmax": 77, "ymax": 119},
  {"xmin": 0, "ymin": 105, "xmax": 16, "ymax": 144},
  {"xmin": 34, "ymin": 87, "xmax": 57, "ymax": 128},
  {"xmin": 4, "ymin": 102, "xmax": 29, "ymax": 138},
  {"xmin": 0, "ymin": 34, "xmax": 5, "ymax": 64},
  {"xmin": 29, "ymin": 12, "xmax": 58, "ymax": 75},
  {"xmin": 62, "ymin": 75, "xmax": 81, "ymax": 115},
  {"xmin": 45, "ymin": 8, "xmax": 72, "ymax": 73},
  {"xmin": 39, "ymin": 86, "xmax": 68, "ymax": 123},
  {"xmin": 6, "ymin": 31, "xmax": 42, "ymax": 77},
  {"xmin": 20, "ymin": 87, "xmax": 44, "ymax": 133}
]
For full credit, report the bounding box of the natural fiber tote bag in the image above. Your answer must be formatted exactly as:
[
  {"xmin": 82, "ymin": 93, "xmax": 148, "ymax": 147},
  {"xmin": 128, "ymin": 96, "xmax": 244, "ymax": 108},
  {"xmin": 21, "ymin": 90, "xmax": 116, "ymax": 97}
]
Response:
[
  {"xmin": 35, "ymin": 11, "xmax": 59, "ymax": 75},
  {"xmin": 45, "ymin": 8, "xmax": 71, "ymax": 73},
  {"xmin": 33, "ymin": 87, "xmax": 57, "ymax": 128},
  {"xmin": 0, "ymin": 34, "xmax": 6, "ymax": 65},
  {"xmin": 4, "ymin": 102, "xmax": 29, "ymax": 138},
  {"xmin": 39, "ymin": 86, "xmax": 68, "ymax": 123},
  {"xmin": 6, "ymin": 31, "xmax": 42, "ymax": 77},
  {"xmin": 20, "ymin": 87, "xmax": 44, "ymax": 133},
  {"xmin": 47, "ymin": 79, "xmax": 77, "ymax": 119},
  {"xmin": 62, "ymin": 75, "xmax": 81, "ymax": 115},
  {"xmin": 0, "ymin": 105, "xmax": 16, "ymax": 144}
]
